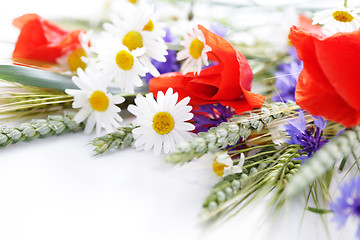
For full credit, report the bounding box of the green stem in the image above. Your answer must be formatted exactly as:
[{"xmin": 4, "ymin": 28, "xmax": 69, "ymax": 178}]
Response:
[
  {"xmin": 228, "ymin": 143, "xmax": 277, "ymax": 155},
  {"xmin": 338, "ymin": 156, "xmax": 348, "ymax": 171},
  {"xmin": 344, "ymin": 0, "xmax": 348, "ymax": 7},
  {"xmin": 351, "ymin": 150, "xmax": 360, "ymax": 171},
  {"xmin": 188, "ymin": 0, "xmax": 197, "ymax": 20}
]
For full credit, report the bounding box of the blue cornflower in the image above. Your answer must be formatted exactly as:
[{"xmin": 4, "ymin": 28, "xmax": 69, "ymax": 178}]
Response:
[
  {"xmin": 144, "ymin": 28, "xmax": 180, "ymax": 83},
  {"xmin": 284, "ymin": 111, "xmax": 327, "ymax": 160},
  {"xmin": 329, "ymin": 176, "xmax": 360, "ymax": 239},
  {"xmin": 192, "ymin": 103, "xmax": 235, "ymax": 133},
  {"xmin": 209, "ymin": 22, "xmax": 228, "ymax": 38},
  {"xmin": 272, "ymin": 47, "xmax": 303, "ymax": 102}
]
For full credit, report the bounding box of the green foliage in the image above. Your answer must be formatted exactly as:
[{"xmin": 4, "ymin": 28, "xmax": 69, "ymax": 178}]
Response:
[
  {"xmin": 307, "ymin": 207, "xmax": 332, "ymax": 214},
  {"xmin": 0, "ymin": 65, "xmax": 125, "ymax": 94},
  {"xmin": 0, "ymin": 65, "xmax": 76, "ymax": 92}
]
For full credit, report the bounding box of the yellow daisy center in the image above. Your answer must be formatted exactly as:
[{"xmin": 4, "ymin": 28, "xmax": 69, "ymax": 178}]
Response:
[
  {"xmin": 212, "ymin": 159, "xmax": 229, "ymax": 177},
  {"xmin": 143, "ymin": 20, "xmax": 154, "ymax": 32},
  {"xmin": 332, "ymin": 11, "xmax": 354, "ymax": 22},
  {"xmin": 89, "ymin": 90, "xmax": 109, "ymax": 112},
  {"xmin": 189, "ymin": 38, "xmax": 205, "ymax": 59},
  {"xmin": 122, "ymin": 31, "xmax": 143, "ymax": 51},
  {"xmin": 128, "ymin": 0, "xmax": 137, "ymax": 4},
  {"xmin": 152, "ymin": 112, "xmax": 175, "ymax": 135},
  {"xmin": 115, "ymin": 50, "xmax": 134, "ymax": 71},
  {"xmin": 67, "ymin": 48, "xmax": 87, "ymax": 72}
]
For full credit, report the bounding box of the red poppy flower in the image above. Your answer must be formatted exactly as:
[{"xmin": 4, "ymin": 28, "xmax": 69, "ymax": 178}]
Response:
[
  {"xmin": 297, "ymin": 14, "xmax": 322, "ymax": 35},
  {"xmin": 149, "ymin": 25, "xmax": 265, "ymax": 114},
  {"xmin": 12, "ymin": 13, "xmax": 84, "ymax": 63},
  {"xmin": 289, "ymin": 25, "xmax": 360, "ymax": 127}
]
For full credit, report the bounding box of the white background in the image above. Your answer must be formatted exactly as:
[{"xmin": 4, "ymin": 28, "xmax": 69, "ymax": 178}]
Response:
[{"xmin": 0, "ymin": 0, "xmax": 359, "ymax": 239}]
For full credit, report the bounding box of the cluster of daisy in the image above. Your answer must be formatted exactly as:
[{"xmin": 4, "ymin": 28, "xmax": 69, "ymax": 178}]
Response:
[
  {"xmin": 312, "ymin": 5, "xmax": 360, "ymax": 35},
  {"xmin": 65, "ymin": 1, "xmax": 168, "ymax": 91},
  {"xmin": 62, "ymin": 1, "xmax": 217, "ymax": 155}
]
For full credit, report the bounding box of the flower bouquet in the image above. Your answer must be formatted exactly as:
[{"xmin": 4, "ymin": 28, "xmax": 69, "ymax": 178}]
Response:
[{"xmin": 1, "ymin": 0, "xmax": 360, "ymax": 239}]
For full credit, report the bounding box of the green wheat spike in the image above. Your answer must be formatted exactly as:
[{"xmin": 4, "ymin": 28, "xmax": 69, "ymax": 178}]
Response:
[
  {"xmin": 90, "ymin": 126, "xmax": 136, "ymax": 155},
  {"xmin": 202, "ymin": 168, "xmax": 260, "ymax": 211},
  {"xmin": 0, "ymin": 111, "xmax": 84, "ymax": 147},
  {"xmin": 166, "ymin": 102, "xmax": 296, "ymax": 164},
  {"xmin": 201, "ymin": 146, "xmax": 300, "ymax": 214},
  {"xmin": 286, "ymin": 126, "xmax": 360, "ymax": 197}
]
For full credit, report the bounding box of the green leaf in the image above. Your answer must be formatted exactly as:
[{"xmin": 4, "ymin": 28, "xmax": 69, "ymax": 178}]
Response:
[
  {"xmin": 0, "ymin": 65, "xmax": 140, "ymax": 94},
  {"xmin": 307, "ymin": 207, "xmax": 332, "ymax": 215},
  {"xmin": 0, "ymin": 65, "xmax": 76, "ymax": 92}
]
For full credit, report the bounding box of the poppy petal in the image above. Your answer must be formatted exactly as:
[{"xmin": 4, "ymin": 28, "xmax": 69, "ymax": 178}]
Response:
[
  {"xmin": 296, "ymin": 70, "xmax": 360, "ymax": 127},
  {"xmin": 313, "ymin": 31, "xmax": 360, "ymax": 109},
  {"xmin": 12, "ymin": 14, "xmax": 82, "ymax": 64},
  {"xmin": 289, "ymin": 25, "xmax": 360, "ymax": 127}
]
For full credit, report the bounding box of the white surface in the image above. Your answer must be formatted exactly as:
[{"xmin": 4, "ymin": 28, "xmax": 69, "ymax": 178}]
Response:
[
  {"xmin": 0, "ymin": 132, "xmax": 203, "ymax": 240},
  {"xmin": 0, "ymin": 132, "xmax": 357, "ymax": 240},
  {"xmin": 0, "ymin": 0, "xmax": 359, "ymax": 240}
]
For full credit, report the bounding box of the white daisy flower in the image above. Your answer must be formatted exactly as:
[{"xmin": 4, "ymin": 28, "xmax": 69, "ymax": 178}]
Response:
[
  {"xmin": 95, "ymin": 34, "xmax": 148, "ymax": 93},
  {"xmin": 116, "ymin": 0, "xmax": 148, "ymax": 7},
  {"xmin": 212, "ymin": 152, "xmax": 245, "ymax": 177},
  {"xmin": 312, "ymin": 7, "xmax": 360, "ymax": 35},
  {"xmin": 128, "ymin": 88, "xmax": 195, "ymax": 155},
  {"xmin": 174, "ymin": 152, "xmax": 245, "ymax": 186},
  {"xmin": 126, "ymin": 0, "xmax": 143, "ymax": 5},
  {"xmin": 176, "ymin": 26, "xmax": 212, "ymax": 75},
  {"xmin": 65, "ymin": 67, "xmax": 125, "ymax": 135},
  {"xmin": 57, "ymin": 31, "xmax": 94, "ymax": 72},
  {"xmin": 103, "ymin": 4, "xmax": 168, "ymax": 77}
]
